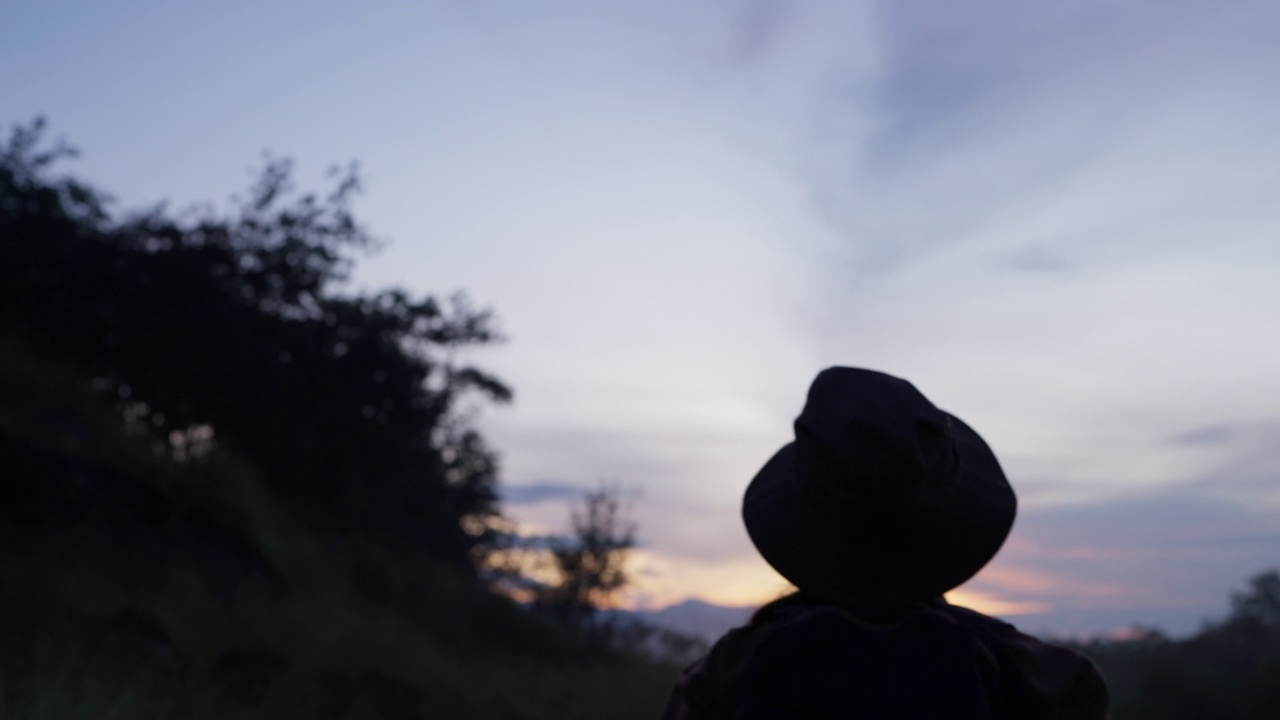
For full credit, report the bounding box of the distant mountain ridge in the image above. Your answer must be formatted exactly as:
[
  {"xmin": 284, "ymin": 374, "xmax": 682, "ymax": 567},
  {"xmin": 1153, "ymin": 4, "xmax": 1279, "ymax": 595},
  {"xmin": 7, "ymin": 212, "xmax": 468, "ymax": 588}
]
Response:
[{"xmin": 618, "ymin": 599, "xmax": 755, "ymax": 645}]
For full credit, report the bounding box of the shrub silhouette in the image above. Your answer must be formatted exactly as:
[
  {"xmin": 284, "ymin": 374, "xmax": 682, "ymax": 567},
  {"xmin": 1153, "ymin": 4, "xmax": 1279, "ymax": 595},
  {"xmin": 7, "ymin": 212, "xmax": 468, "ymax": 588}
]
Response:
[{"xmin": 0, "ymin": 117, "xmax": 508, "ymax": 570}]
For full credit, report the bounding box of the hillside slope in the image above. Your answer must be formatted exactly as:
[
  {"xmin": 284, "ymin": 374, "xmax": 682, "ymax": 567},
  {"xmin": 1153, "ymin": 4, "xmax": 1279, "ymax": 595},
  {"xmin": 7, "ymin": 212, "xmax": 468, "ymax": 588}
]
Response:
[{"xmin": 0, "ymin": 338, "xmax": 679, "ymax": 719}]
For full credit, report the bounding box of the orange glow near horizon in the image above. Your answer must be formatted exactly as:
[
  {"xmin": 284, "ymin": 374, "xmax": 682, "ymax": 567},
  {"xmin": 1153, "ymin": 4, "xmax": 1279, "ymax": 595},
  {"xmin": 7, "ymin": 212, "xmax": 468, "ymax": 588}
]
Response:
[
  {"xmin": 613, "ymin": 550, "xmax": 795, "ymax": 610},
  {"xmin": 489, "ymin": 526, "xmax": 1063, "ymax": 618},
  {"xmin": 611, "ymin": 550, "xmax": 1055, "ymax": 616},
  {"xmin": 944, "ymin": 588, "xmax": 1052, "ymax": 617}
]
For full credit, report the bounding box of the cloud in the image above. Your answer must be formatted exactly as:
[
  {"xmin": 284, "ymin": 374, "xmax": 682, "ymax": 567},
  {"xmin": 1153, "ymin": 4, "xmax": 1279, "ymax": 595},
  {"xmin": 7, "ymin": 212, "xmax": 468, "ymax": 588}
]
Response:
[
  {"xmin": 1007, "ymin": 247, "xmax": 1070, "ymax": 275},
  {"xmin": 785, "ymin": 0, "xmax": 1280, "ymax": 281},
  {"xmin": 492, "ymin": 422, "xmax": 781, "ymax": 565},
  {"xmin": 869, "ymin": 0, "xmax": 1278, "ymax": 146},
  {"xmin": 497, "ymin": 481, "xmax": 584, "ymax": 505},
  {"xmin": 731, "ymin": 0, "xmax": 793, "ymax": 66},
  {"xmin": 963, "ymin": 448, "xmax": 1280, "ymax": 635},
  {"xmin": 1171, "ymin": 424, "xmax": 1239, "ymax": 446}
]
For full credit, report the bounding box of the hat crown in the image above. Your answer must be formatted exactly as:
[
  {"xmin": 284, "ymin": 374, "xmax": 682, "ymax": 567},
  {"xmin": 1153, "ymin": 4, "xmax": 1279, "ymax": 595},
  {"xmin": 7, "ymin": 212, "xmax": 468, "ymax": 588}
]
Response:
[{"xmin": 794, "ymin": 368, "xmax": 957, "ymax": 512}]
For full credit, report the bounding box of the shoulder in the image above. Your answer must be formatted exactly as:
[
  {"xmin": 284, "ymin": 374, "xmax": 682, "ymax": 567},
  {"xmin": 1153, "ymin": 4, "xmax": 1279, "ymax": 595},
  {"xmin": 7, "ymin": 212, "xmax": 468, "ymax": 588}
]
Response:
[
  {"xmin": 660, "ymin": 623, "xmax": 771, "ymax": 720},
  {"xmin": 988, "ymin": 622, "xmax": 1111, "ymax": 720}
]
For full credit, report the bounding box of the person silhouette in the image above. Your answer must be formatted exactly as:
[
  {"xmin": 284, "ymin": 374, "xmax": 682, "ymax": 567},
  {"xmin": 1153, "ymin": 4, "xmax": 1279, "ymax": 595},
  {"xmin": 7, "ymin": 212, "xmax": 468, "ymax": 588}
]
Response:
[{"xmin": 661, "ymin": 368, "xmax": 1109, "ymax": 719}]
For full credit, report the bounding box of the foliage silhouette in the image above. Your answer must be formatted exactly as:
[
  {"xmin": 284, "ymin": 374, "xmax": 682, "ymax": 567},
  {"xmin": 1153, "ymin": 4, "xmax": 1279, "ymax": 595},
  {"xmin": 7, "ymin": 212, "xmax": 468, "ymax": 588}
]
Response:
[
  {"xmin": 0, "ymin": 334, "xmax": 680, "ymax": 720},
  {"xmin": 540, "ymin": 485, "xmax": 637, "ymax": 631},
  {"xmin": 1072, "ymin": 568, "xmax": 1280, "ymax": 720},
  {"xmin": 0, "ymin": 117, "xmax": 509, "ymax": 570}
]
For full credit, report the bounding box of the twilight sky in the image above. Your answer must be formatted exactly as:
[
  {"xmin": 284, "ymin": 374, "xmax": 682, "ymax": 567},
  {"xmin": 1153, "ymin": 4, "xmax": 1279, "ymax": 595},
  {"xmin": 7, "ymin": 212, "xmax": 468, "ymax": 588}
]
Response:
[{"xmin": 4, "ymin": 0, "xmax": 1278, "ymax": 636}]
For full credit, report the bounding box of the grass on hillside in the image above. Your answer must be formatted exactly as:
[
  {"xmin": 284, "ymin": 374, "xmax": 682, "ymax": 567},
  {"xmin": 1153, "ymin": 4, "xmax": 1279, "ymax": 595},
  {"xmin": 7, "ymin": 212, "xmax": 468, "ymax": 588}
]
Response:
[{"xmin": 0, "ymin": 336, "xmax": 681, "ymax": 719}]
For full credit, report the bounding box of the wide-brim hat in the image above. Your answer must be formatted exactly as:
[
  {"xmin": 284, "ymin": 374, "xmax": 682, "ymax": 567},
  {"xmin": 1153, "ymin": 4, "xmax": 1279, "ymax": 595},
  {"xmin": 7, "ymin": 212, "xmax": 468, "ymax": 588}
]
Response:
[{"xmin": 743, "ymin": 368, "xmax": 1016, "ymax": 604}]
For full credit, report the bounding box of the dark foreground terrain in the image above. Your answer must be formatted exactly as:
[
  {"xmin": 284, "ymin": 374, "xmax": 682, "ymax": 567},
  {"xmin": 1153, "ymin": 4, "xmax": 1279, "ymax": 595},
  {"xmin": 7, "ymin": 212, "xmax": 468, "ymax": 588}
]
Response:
[{"xmin": 0, "ymin": 338, "xmax": 680, "ymax": 720}]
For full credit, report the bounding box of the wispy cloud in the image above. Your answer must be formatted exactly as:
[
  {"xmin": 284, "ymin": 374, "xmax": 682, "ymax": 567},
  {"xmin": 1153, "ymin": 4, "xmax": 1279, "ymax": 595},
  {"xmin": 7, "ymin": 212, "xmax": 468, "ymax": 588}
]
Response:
[
  {"xmin": 497, "ymin": 481, "xmax": 584, "ymax": 505},
  {"xmin": 480, "ymin": 1, "xmax": 1280, "ymax": 634},
  {"xmin": 970, "ymin": 480, "xmax": 1280, "ymax": 634}
]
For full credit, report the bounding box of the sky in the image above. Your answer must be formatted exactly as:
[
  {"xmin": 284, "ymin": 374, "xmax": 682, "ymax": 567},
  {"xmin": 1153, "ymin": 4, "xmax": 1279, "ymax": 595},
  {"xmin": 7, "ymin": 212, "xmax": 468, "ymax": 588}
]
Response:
[{"xmin": 3, "ymin": 0, "xmax": 1278, "ymax": 636}]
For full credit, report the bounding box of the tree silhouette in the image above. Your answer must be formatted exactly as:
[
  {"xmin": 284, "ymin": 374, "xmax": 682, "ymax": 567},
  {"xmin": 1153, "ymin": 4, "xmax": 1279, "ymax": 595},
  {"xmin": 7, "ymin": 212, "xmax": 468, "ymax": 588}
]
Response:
[
  {"xmin": 1073, "ymin": 568, "xmax": 1280, "ymax": 720},
  {"xmin": 543, "ymin": 486, "xmax": 636, "ymax": 630},
  {"xmin": 1230, "ymin": 569, "xmax": 1280, "ymax": 631},
  {"xmin": 0, "ymin": 117, "xmax": 509, "ymax": 569}
]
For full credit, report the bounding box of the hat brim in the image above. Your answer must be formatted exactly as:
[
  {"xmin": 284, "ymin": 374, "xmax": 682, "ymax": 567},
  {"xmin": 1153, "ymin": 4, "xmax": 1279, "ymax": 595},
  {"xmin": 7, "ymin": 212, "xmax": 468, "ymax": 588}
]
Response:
[{"xmin": 742, "ymin": 413, "xmax": 1016, "ymax": 604}]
